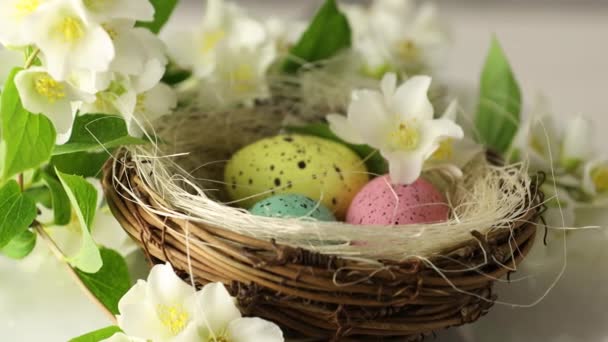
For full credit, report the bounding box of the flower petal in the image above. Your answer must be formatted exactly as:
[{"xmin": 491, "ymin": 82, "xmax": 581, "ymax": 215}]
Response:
[
  {"xmin": 227, "ymin": 317, "xmax": 284, "ymax": 342},
  {"xmin": 195, "ymin": 282, "xmax": 242, "ymax": 336},
  {"xmin": 380, "ymin": 72, "xmax": 397, "ymax": 98},
  {"xmin": 419, "ymin": 119, "xmax": 464, "ymax": 159},
  {"xmin": 102, "ymin": 333, "xmax": 146, "ymax": 342},
  {"xmin": 441, "ymin": 99, "xmax": 458, "ymax": 121},
  {"xmin": 128, "ymin": 83, "xmax": 176, "ymax": 137},
  {"xmin": 117, "ymin": 281, "xmax": 168, "ymax": 340},
  {"xmin": 172, "ymin": 322, "xmax": 202, "ymax": 342},
  {"xmin": 327, "ymin": 113, "xmax": 365, "ymax": 145},
  {"xmin": 71, "ymin": 26, "xmax": 115, "ymax": 73},
  {"xmin": 382, "ymin": 150, "xmax": 425, "ymax": 185},
  {"xmin": 392, "ymin": 75, "xmax": 433, "ymax": 121},
  {"xmin": 561, "ymin": 116, "xmax": 592, "ymax": 169},
  {"xmin": 147, "ymin": 263, "xmax": 196, "ymax": 307},
  {"xmin": 347, "ymin": 89, "xmax": 391, "ymax": 148}
]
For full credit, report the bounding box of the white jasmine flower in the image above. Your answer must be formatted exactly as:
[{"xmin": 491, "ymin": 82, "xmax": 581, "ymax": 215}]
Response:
[
  {"xmin": 104, "ymin": 20, "xmax": 167, "ymax": 77},
  {"xmin": 509, "ymin": 95, "xmax": 561, "ymax": 171},
  {"xmin": 115, "ymin": 263, "xmax": 284, "ymax": 342},
  {"xmin": 79, "ymin": 75, "xmax": 136, "ymax": 118},
  {"xmin": 129, "ymin": 82, "xmax": 176, "ymax": 136},
  {"xmin": 327, "ymin": 73, "xmax": 463, "ymax": 184},
  {"xmin": 166, "ymin": 0, "xmax": 269, "ymax": 78},
  {"xmin": 14, "ymin": 67, "xmax": 93, "ymax": 144},
  {"xmin": 24, "ymin": 0, "xmax": 115, "ymax": 80},
  {"xmin": 0, "ymin": 0, "xmax": 47, "ymax": 46},
  {"xmin": 560, "ymin": 115, "xmax": 592, "ymax": 171},
  {"xmin": 342, "ymin": 0, "xmax": 446, "ymax": 75},
  {"xmin": 582, "ymin": 158, "xmax": 608, "ymax": 197},
  {"xmin": 204, "ymin": 41, "xmax": 276, "ymax": 106},
  {"xmin": 77, "ymin": 0, "xmax": 154, "ymax": 24},
  {"xmin": 0, "ymin": 48, "xmax": 23, "ymax": 89},
  {"xmin": 116, "ymin": 263, "xmax": 201, "ymax": 341},
  {"xmin": 80, "ymin": 73, "xmax": 176, "ymax": 137}
]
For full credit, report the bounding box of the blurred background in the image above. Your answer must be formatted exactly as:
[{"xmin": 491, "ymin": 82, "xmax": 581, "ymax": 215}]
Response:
[{"xmin": 2, "ymin": 1, "xmax": 608, "ymax": 341}]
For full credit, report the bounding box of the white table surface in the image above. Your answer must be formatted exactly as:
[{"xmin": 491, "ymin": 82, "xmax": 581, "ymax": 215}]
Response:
[{"xmin": 2, "ymin": 1, "xmax": 608, "ymax": 341}]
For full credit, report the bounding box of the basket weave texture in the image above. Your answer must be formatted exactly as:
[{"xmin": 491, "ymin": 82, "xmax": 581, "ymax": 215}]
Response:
[{"xmin": 102, "ymin": 150, "xmax": 543, "ymax": 341}]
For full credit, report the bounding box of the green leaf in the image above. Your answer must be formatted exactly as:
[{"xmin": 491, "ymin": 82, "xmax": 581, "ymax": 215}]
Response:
[
  {"xmin": 282, "ymin": 0, "xmax": 351, "ymax": 73},
  {"xmin": 69, "ymin": 326, "xmax": 123, "ymax": 342},
  {"xmin": 51, "ymin": 152, "xmax": 109, "ymax": 178},
  {"xmin": 475, "ymin": 38, "xmax": 522, "ymax": 154},
  {"xmin": 286, "ymin": 123, "xmax": 388, "ymax": 176},
  {"xmin": 24, "ymin": 186, "xmax": 52, "ymax": 208},
  {"xmin": 1, "ymin": 229, "xmax": 36, "ymax": 259},
  {"xmin": 56, "ymin": 170, "xmax": 102, "ymax": 273},
  {"xmin": 162, "ymin": 62, "xmax": 192, "ymax": 85},
  {"xmin": 53, "ymin": 114, "xmax": 147, "ymax": 156},
  {"xmin": 41, "ymin": 172, "xmax": 72, "ymax": 225},
  {"xmin": 136, "ymin": 0, "xmax": 179, "ymax": 34},
  {"xmin": 0, "ymin": 180, "xmax": 37, "ymax": 249},
  {"xmin": 1, "ymin": 68, "xmax": 56, "ymax": 180},
  {"xmin": 75, "ymin": 248, "xmax": 131, "ymax": 315}
]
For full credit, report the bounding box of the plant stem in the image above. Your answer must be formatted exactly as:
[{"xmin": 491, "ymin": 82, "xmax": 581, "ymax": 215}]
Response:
[
  {"xmin": 34, "ymin": 223, "xmax": 118, "ymax": 324},
  {"xmin": 17, "ymin": 174, "xmax": 24, "ymax": 191},
  {"xmin": 24, "ymin": 48, "xmax": 40, "ymax": 69}
]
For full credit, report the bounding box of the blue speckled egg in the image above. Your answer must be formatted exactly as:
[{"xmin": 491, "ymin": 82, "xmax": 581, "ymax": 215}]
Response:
[{"xmin": 250, "ymin": 194, "xmax": 336, "ymax": 221}]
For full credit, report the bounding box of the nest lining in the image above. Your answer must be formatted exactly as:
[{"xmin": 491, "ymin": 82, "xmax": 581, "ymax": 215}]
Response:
[{"xmin": 111, "ymin": 91, "xmax": 539, "ymax": 262}]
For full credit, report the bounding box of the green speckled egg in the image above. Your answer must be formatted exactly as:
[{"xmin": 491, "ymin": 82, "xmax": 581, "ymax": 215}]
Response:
[
  {"xmin": 224, "ymin": 134, "xmax": 369, "ymax": 218},
  {"xmin": 250, "ymin": 194, "xmax": 336, "ymax": 221}
]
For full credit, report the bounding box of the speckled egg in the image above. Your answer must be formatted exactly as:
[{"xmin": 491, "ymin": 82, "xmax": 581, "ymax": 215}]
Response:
[
  {"xmin": 224, "ymin": 134, "xmax": 369, "ymax": 217},
  {"xmin": 250, "ymin": 194, "xmax": 336, "ymax": 221},
  {"xmin": 346, "ymin": 175, "xmax": 449, "ymax": 225}
]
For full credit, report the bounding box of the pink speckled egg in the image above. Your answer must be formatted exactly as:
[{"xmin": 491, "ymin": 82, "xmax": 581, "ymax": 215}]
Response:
[{"xmin": 346, "ymin": 175, "xmax": 449, "ymax": 225}]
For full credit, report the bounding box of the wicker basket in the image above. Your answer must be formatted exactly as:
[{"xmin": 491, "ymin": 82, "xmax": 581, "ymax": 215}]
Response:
[{"xmin": 102, "ymin": 147, "xmax": 543, "ymax": 341}]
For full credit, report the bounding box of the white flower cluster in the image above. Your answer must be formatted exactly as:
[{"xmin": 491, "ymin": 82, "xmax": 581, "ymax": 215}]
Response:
[
  {"xmin": 0, "ymin": 0, "xmax": 176, "ymax": 143},
  {"xmin": 166, "ymin": 0, "xmax": 285, "ymax": 107},
  {"xmin": 105, "ymin": 263, "xmax": 284, "ymax": 342},
  {"xmin": 511, "ymin": 97, "xmax": 608, "ymax": 227},
  {"xmin": 164, "ymin": 0, "xmax": 444, "ymax": 108}
]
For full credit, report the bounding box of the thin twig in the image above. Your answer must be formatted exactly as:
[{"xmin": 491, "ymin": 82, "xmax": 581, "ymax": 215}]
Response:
[
  {"xmin": 24, "ymin": 48, "xmax": 40, "ymax": 69},
  {"xmin": 34, "ymin": 222, "xmax": 118, "ymax": 324}
]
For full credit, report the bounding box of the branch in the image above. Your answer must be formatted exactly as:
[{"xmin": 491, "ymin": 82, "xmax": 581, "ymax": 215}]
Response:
[{"xmin": 34, "ymin": 222, "xmax": 118, "ymax": 324}]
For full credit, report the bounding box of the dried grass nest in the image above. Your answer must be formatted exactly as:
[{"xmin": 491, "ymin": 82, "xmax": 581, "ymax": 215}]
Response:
[{"xmin": 102, "ymin": 93, "xmax": 544, "ymax": 341}]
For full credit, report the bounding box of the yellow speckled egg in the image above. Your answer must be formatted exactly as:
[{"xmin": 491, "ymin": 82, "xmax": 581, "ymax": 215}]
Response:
[{"xmin": 224, "ymin": 134, "xmax": 369, "ymax": 218}]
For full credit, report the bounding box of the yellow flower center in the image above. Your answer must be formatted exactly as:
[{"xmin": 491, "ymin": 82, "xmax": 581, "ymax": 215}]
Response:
[
  {"xmin": 83, "ymin": 0, "xmax": 114, "ymax": 11},
  {"xmin": 432, "ymin": 139, "xmax": 454, "ymax": 160},
  {"xmin": 35, "ymin": 75, "xmax": 66, "ymax": 103},
  {"xmin": 157, "ymin": 304, "xmax": 190, "ymax": 336},
  {"xmin": 14, "ymin": 0, "xmax": 40, "ymax": 16},
  {"xmin": 591, "ymin": 166, "xmax": 608, "ymax": 193},
  {"xmin": 227, "ymin": 63, "xmax": 256, "ymax": 93},
  {"xmin": 206, "ymin": 336, "xmax": 229, "ymax": 342},
  {"xmin": 396, "ymin": 39, "xmax": 420, "ymax": 61},
  {"xmin": 200, "ymin": 30, "xmax": 226, "ymax": 54},
  {"xmin": 56, "ymin": 17, "xmax": 85, "ymax": 43},
  {"xmin": 388, "ymin": 121, "xmax": 420, "ymax": 151},
  {"xmin": 102, "ymin": 24, "xmax": 118, "ymax": 40},
  {"xmin": 135, "ymin": 94, "xmax": 146, "ymax": 113}
]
